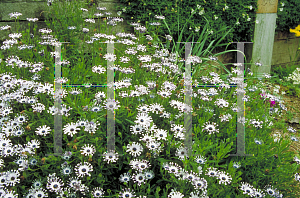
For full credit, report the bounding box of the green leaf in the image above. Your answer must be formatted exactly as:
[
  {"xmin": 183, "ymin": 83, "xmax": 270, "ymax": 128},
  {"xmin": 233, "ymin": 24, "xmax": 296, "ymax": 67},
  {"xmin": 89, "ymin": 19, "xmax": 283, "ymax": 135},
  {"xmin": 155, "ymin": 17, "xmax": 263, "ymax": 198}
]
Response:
[{"xmin": 125, "ymin": 119, "xmax": 136, "ymax": 125}]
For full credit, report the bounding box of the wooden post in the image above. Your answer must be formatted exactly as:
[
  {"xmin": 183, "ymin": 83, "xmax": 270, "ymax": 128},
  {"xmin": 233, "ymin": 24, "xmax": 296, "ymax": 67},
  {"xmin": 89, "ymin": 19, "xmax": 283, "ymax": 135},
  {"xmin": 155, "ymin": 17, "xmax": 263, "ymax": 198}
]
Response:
[{"xmin": 250, "ymin": 0, "xmax": 278, "ymax": 78}]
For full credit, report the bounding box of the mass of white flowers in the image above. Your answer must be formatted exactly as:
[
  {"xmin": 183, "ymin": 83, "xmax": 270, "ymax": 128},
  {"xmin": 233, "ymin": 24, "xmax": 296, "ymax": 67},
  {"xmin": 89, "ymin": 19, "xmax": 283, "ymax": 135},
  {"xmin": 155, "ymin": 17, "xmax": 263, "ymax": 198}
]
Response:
[{"xmin": 284, "ymin": 68, "xmax": 300, "ymax": 84}]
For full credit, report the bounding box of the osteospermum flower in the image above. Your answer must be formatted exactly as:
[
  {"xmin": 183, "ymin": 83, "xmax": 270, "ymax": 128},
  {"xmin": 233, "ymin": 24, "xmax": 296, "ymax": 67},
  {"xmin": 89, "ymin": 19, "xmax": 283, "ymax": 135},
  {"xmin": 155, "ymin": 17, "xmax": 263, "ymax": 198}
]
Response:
[
  {"xmin": 182, "ymin": 170, "xmax": 200, "ymax": 183},
  {"xmin": 149, "ymin": 103, "xmax": 165, "ymax": 114},
  {"xmin": 132, "ymin": 172, "xmax": 147, "ymax": 186},
  {"xmin": 119, "ymin": 188, "xmax": 135, "ymax": 198},
  {"xmin": 80, "ymin": 144, "xmax": 96, "ymax": 157},
  {"xmin": 92, "ymin": 65, "xmax": 106, "ymax": 74},
  {"xmin": 31, "ymin": 188, "xmax": 48, "ymax": 197},
  {"xmin": 103, "ymin": 53, "xmax": 117, "ymax": 62},
  {"xmin": 103, "ymin": 98, "xmax": 121, "ymax": 112},
  {"xmin": 253, "ymin": 188, "xmax": 266, "ymax": 198},
  {"xmin": 31, "ymin": 103, "xmax": 46, "ymax": 113},
  {"xmin": 137, "ymin": 159, "xmax": 151, "ymax": 172},
  {"xmin": 249, "ymin": 118, "xmax": 264, "ymax": 129},
  {"xmin": 240, "ymin": 182, "xmax": 255, "ymax": 196},
  {"xmin": 146, "ymin": 141, "xmax": 161, "ymax": 152},
  {"xmin": 295, "ymin": 173, "xmax": 300, "ymax": 181},
  {"xmin": 167, "ymin": 162, "xmax": 181, "ymax": 175},
  {"xmin": 102, "ymin": 150, "xmax": 119, "ymax": 164},
  {"xmin": 126, "ymin": 142, "xmax": 143, "ymax": 157},
  {"xmin": 63, "ymin": 122, "xmax": 80, "ymax": 137},
  {"xmin": 75, "ymin": 162, "xmax": 93, "ymax": 178},
  {"xmin": 168, "ymin": 189, "xmax": 184, "ymax": 198},
  {"xmin": 195, "ymin": 155, "xmax": 207, "ymax": 164},
  {"xmin": 264, "ymin": 185, "xmax": 281, "ymax": 197},
  {"xmin": 254, "ymin": 138, "xmax": 264, "ymax": 145},
  {"xmin": 233, "ymin": 161, "xmax": 241, "ymax": 169},
  {"xmin": 129, "ymin": 159, "xmax": 142, "ymax": 171},
  {"xmin": 287, "ymin": 126, "xmax": 297, "ymax": 133},
  {"xmin": 214, "ymin": 98, "xmax": 229, "ymax": 108},
  {"xmin": 46, "ymin": 176, "xmax": 64, "ymax": 193},
  {"xmin": 202, "ymin": 121, "xmax": 219, "ymax": 135},
  {"xmin": 61, "ymin": 164, "xmax": 72, "ymax": 176},
  {"xmin": 291, "ymin": 135, "xmax": 299, "ymax": 142},
  {"xmin": 119, "ymin": 172, "xmax": 131, "ymax": 183},
  {"xmin": 205, "ymin": 167, "xmax": 220, "ymax": 178},
  {"xmin": 144, "ymin": 170, "xmax": 155, "ymax": 180},
  {"xmin": 217, "ymin": 171, "xmax": 232, "ymax": 185},
  {"xmin": 135, "ymin": 113, "xmax": 153, "ymax": 128},
  {"xmin": 175, "ymin": 146, "xmax": 190, "ymax": 160},
  {"xmin": 140, "ymin": 133, "xmax": 155, "ymax": 144},
  {"xmin": 130, "ymin": 124, "xmax": 145, "ymax": 135},
  {"xmin": 155, "ymin": 129, "xmax": 168, "ymax": 141},
  {"xmin": 6, "ymin": 170, "xmax": 20, "ymax": 186},
  {"xmin": 92, "ymin": 187, "xmax": 105, "ymax": 197},
  {"xmin": 193, "ymin": 177, "xmax": 208, "ymax": 191}
]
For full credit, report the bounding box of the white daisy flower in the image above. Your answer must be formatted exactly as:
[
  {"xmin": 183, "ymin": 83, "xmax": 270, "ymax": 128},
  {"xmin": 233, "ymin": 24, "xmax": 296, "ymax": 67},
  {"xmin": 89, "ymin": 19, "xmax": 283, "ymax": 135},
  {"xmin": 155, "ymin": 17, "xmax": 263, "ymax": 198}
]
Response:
[
  {"xmin": 80, "ymin": 144, "xmax": 96, "ymax": 157},
  {"xmin": 63, "ymin": 122, "xmax": 80, "ymax": 137},
  {"xmin": 217, "ymin": 171, "xmax": 232, "ymax": 185},
  {"xmin": 92, "ymin": 187, "xmax": 105, "ymax": 197},
  {"xmin": 193, "ymin": 177, "xmax": 208, "ymax": 191},
  {"xmin": 233, "ymin": 161, "xmax": 241, "ymax": 169},
  {"xmin": 202, "ymin": 121, "xmax": 219, "ymax": 135},
  {"xmin": 253, "ymin": 188, "xmax": 266, "ymax": 198},
  {"xmin": 61, "ymin": 165, "xmax": 72, "ymax": 176},
  {"xmin": 214, "ymin": 98, "xmax": 229, "ymax": 108},
  {"xmin": 144, "ymin": 170, "xmax": 155, "ymax": 180},
  {"xmin": 287, "ymin": 126, "xmax": 297, "ymax": 133},
  {"xmin": 75, "ymin": 162, "xmax": 93, "ymax": 178},
  {"xmin": 249, "ymin": 119, "xmax": 263, "ymax": 129},
  {"xmin": 195, "ymin": 155, "xmax": 207, "ymax": 164},
  {"xmin": 295, "ymin": 173, "xmax": 300, "ymax": 181},
  {"xmin": 135, "ymin": 113, "xmax": 153, "ymax": 128},
  {"xmin": 46, "ymin": 176, "xmax": 64, "ymax": 193},
  {"xmin": 155, "ymin": 129, "xmax": 168, "ymax": 141},
  {"xmin": 254, "ymin": 138, "xmax": 264, "ymax": 145},
  {"xmin": 9, "ymin": 12, "xmax": 22, "ymax": 19},
  {"xmin": 132, "ymin": 172, "xmax": 147, "ymax": 186},
  {"xmin": 102, "ymin": 150, "xmax": 119, "ymax": 164},
  {"xmin": 205, "ymin": 167, "xmax": 219, "ymax": 178},
  {"xmin": 130, "ymin": 124, "xmax": 145, "ymax": 135},
  {"xmin": 126, "ymin": 142, "xmax": 143, "ymax": 157},
  {"xmin": 92, "ymin": 65, "xmax": 106, "ymax": 74},
  {"xmin": 183, "ymin": 170, "xmax": 199, "ymax": 182},
  {"xmin": 0, "ymin": 159, "xmax": 5, "ymax": 168},
  {"xmin": 119, "ymin": 188, "xmax": 135, "ymax": 198},
  {"xmin": 240, "ymin": 182, "xmax": 255, "ymax": 196},
  {"xmin": 167, "ymin": 162, "xmax": 181, "ymax": 175},
  {"xmin": 103, "ymin": 53, "xmax": 117, "ymax": 62},
  {"xmin": 6, "ymin": 170, "xmax": 20, "ymax": 186},
  {"xmin": 294, "ymin": 156, "xmax": 300, "ymax": 164},
  {"xmin": 168, "ymin": 189, "xmax": 184, "ymax": 198},
  {"xmin": 103, "ymin": 98, "xmax": 121, "ymax": 112},
  {"xmin": 175, "ymin": 146, "xmax": 190, "ymax": 160},
  {"xmin": 291, "ymin": 136, "xmax": 298, "ymax": 142},
  {"xmin": 137, "ymin": 160, "xmax": 151, "ymax": 172},
  {"xmin": 119, "ymin": 172, "xmax": 131, "ymax": 183},
  {"xmin": 264, "ymin": 185, "xmax": 280, "ymax": 197}
]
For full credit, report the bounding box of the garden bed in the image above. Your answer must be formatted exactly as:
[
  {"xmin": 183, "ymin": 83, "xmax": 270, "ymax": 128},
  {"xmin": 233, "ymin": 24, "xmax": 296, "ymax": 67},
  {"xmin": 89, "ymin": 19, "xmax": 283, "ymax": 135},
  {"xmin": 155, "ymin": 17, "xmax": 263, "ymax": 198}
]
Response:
[{"xmin": 0, "ymin": 0, "xmax": 300, "ymax": 197}]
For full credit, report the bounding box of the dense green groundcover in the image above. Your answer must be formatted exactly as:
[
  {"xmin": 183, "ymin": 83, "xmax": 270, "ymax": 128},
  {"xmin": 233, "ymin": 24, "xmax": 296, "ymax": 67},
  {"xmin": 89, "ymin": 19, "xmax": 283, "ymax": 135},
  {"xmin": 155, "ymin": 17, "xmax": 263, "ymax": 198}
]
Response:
[{"xmin": 0, "ymin": 0, "xmax": 300, "ymax": 197}]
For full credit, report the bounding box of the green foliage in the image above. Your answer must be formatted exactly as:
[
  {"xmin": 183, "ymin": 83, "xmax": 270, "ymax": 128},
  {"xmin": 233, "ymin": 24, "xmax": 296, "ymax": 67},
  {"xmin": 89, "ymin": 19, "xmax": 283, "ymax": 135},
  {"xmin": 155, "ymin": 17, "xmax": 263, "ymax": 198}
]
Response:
[{"xmin": 117, "ymin": 0, "xmax": 300, "ymax": 59}]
